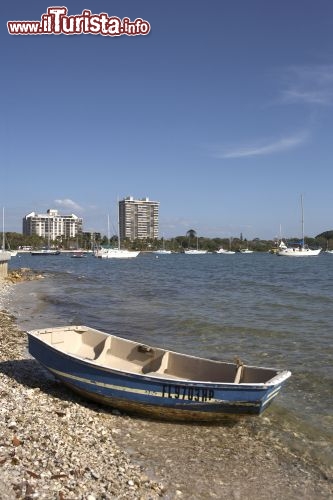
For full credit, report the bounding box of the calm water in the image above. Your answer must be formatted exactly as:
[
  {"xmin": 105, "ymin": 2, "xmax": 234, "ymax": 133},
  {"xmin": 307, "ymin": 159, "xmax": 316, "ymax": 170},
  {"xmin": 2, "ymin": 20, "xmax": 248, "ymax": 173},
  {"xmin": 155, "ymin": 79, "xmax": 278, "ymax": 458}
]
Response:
[{"xmin": 7, "ymin": 251, "xmax": 333, "ymax": 472}]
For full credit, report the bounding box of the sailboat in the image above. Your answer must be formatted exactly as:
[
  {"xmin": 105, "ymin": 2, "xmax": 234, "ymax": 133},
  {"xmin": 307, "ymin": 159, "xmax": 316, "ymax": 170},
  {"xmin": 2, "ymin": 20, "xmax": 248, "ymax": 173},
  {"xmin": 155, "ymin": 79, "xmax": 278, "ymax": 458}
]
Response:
[
  {"xmin": 277, "ymin": 196, "xmax": 321, "ymax": 257},
  {"xmin": 30, "ymin": 229, "xmax": 60, "ymax": 255},
  {"xmin": 0, "ymin": 209, "xmax": 17, "ymax": 256},
  {"xmin": 4, "ymin": 234, "xmax": 17, "ymax": 257},
  {"xmin": 216, "ymin": 238, "xmax": 235, "ymax": 254},
  {"xmin": 95, "ymin": 212, "xmax": 140, "ymax": 259},
  {"xmin": 239, "ymin": 247, "xmax": 254, "ymax": 254},
  {"xmin": 184, "ymin": 236, "xmax": 207, "ymax": 254},
  {"xmin": 1, "ymin": 208, "xmax": 11, "ymax": 260},
  {"xmin": 153, "ymin": 237, "xmax": 172, "ymax": 255},
  {"xmin": 153, "ymin": 248, "xmax": 172, "ymax": 255}
]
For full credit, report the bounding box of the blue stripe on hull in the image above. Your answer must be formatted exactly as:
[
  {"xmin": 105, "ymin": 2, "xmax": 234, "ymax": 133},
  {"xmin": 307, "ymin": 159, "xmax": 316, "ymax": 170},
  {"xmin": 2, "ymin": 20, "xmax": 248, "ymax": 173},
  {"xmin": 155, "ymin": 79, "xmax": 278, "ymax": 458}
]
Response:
[
  {"xmin": 29, "ymin": 338, "xmax": 282, "ymax": 421},
  {"xmin": 61, "ymin": 383, "xmax": 267, "ymax": 421}
]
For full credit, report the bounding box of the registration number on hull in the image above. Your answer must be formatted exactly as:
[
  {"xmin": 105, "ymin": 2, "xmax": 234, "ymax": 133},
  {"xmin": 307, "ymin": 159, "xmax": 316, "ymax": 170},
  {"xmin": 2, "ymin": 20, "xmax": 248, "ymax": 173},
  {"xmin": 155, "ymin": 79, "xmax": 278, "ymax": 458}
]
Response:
[{"xmin": 161, "ymin": 384, "xmax": 214, "ymax": 402}]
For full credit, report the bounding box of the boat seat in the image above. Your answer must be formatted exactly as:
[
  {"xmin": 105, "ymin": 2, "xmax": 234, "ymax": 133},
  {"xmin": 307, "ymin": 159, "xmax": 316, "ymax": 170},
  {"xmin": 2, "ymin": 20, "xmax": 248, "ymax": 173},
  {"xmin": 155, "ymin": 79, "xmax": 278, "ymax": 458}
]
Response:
[
  {"xmin": 146, "ymin": 352, "xmax": 174, "ymax": 378},
  {"xmin": 95, "ymin": 336, "xmax": 113, "ymax": 363},
  {"xmin": 72, "ymin": 329, "xmax": 110, "ymax": 360},
  {"xmin": 146, "ymin": 352, "xmax": 191, "ymax": 380},
  {"xmin": 151, "ymin": 351, "xmax": 170, "ymax": 373},
  {"xmin": 101, "ymin": 353, "xmax": 145, "ymax": 373},
  {"xmin": 98, "ymin": 339, "xmax": 155, "ymax": 374},
  {"xmin": 156, "ymin": 351, "xmax": 236, "ymax": 382}
]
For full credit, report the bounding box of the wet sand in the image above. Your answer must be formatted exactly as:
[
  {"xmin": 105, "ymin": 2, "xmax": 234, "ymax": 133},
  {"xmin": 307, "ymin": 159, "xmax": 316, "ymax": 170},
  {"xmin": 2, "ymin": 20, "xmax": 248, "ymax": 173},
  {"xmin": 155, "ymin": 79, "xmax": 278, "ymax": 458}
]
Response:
[{"xmin": 0, "ymin": 271, "xmax": 332, "ymax": 499}]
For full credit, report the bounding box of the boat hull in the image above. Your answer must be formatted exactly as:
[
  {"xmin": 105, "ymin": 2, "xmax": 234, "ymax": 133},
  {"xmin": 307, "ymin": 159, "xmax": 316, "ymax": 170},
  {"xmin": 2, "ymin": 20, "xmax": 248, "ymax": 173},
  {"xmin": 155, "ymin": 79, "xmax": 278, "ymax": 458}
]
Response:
[
  {"xmin": 95, "ymin": 249, "xmax": 140, "ymax": 259},
  {"xmin": 31, "ymin": 250, "xmax": 60, "ymax": 255},
  {"xmin": 277, "ymin": 248, "xmax": 321, "ymax": 257},
  {"xmin": 27, "ymin": 328, "xmax": 290, "ymax": 422},
  {"xmin": 216, "ymin": 250, "xmax": 235, "ymax": 255},
  {"xmin": 184, "ymin": 250, "xmax": 208, "ymax": 255}
]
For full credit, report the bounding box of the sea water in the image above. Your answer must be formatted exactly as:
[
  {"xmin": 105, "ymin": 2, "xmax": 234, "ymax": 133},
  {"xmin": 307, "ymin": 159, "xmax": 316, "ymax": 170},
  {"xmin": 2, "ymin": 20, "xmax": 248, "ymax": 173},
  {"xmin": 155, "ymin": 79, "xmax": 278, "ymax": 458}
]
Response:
[{"xmin": 7, "ymin": 251, "xmax": 333, "ymax": 473}]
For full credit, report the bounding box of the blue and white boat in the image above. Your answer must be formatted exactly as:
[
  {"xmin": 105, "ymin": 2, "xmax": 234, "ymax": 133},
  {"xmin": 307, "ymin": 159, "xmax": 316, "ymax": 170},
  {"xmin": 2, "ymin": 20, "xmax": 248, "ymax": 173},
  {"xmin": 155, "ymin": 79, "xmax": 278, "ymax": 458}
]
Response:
[{"xmin": 27, "ymin": 325, "xmax": 291, "ymax": 422}]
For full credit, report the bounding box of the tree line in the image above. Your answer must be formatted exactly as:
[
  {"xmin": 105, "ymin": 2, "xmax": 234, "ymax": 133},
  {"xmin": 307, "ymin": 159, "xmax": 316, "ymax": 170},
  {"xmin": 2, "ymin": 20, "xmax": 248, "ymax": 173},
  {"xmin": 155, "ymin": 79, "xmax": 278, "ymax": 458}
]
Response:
[{"xmin": 4, "ymin": 229, "xmax": 331, "ymax": 253}]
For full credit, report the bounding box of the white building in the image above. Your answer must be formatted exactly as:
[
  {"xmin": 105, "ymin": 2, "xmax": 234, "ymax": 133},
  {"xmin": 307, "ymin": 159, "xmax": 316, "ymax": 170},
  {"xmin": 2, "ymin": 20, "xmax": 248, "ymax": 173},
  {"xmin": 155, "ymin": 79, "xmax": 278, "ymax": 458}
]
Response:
[
  {"xmin": 23, "ymin": 209, "xmax": 83, "ymax": 240},
  {"xmin": 119, "ymin": 197, "xmax": 159, "ymax": 241}
]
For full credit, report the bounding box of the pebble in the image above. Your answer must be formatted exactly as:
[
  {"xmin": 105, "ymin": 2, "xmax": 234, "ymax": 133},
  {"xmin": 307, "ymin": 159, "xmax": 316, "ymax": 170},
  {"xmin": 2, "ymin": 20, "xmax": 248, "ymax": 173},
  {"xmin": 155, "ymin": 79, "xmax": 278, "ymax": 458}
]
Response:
[{"xmin": 0, "ymin": 275, "xmax": 165, "ymax": 499}]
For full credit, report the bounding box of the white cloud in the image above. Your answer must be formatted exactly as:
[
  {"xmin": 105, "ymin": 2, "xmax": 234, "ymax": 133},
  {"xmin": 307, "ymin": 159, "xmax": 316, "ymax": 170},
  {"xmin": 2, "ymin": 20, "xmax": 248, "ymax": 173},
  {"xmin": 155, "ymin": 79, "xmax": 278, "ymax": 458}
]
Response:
[
  {"xmin": 213, "ymin": 131, "xmax": 308, "ymax": 159},
  {"xmin": 54, "ymin": 198, "xmax": 83, "ymax": 211},
  {"xmin": 280, "ymin": 64, "xmax": 333, "ymax": 105}
]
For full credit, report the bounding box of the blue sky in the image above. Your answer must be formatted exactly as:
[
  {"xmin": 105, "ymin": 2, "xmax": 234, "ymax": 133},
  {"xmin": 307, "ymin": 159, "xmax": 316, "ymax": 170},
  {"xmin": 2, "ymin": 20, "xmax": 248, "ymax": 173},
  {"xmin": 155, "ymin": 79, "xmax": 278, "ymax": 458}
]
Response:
[{"xmin": 1, "ymin": 1, "xmax": 333, "ymax": 240}]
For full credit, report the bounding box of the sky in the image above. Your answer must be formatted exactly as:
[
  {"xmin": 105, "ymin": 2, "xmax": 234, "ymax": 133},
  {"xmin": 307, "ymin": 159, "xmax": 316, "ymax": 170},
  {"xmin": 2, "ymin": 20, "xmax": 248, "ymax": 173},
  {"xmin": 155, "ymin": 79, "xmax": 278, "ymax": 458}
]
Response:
[{"xmin": 1, "ymin": 1, "xmax": 333, "ymax": 240}]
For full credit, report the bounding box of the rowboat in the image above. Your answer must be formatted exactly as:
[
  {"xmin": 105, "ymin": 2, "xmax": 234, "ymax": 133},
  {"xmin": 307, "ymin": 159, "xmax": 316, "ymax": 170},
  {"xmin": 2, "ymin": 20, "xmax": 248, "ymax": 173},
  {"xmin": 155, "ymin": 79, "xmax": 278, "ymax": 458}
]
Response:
[{"xmin": 27, "ymin": 325, "xmax": 291, "ymax": 422}]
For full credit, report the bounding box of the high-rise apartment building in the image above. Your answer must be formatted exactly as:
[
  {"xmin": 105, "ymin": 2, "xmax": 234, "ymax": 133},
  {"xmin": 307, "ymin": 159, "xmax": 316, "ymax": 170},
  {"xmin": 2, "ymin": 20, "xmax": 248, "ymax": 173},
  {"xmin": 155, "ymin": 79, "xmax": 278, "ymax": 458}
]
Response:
[
  {"xmin": 23, "ymin": 209, "xmax": 83, "ymax": 240},
  {"xmin": 119, "ymin": 197, "xmax": 159, "ymax": 241}
]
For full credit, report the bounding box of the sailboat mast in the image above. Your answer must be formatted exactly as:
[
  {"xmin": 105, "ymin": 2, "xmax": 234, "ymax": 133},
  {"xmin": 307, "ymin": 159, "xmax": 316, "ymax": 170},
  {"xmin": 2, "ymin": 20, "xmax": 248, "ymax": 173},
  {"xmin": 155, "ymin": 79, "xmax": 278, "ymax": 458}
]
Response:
[
  {"xmin": 301, "ymin": 194, "xmax": 304, "ymax": 248},
  {"xmin": 107, "ymin": 214, "xmax": 110, "ymax": 246},
  {"xmin": 117, "ymin": 199, "xmax": 121, "ymax": 250},
  {"xmin": 2, "ymin": 208, "xmax": 5, "ymax": 251}
]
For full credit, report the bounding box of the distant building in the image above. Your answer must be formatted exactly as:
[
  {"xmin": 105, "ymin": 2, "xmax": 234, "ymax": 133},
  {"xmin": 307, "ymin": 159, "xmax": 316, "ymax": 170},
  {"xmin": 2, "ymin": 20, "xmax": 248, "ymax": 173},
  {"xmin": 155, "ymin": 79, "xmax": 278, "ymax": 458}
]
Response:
[
  {"xmin": 119, "ymin": 197, "xmax": 159, "ymax": 241},
  {"xmin": 23, "ymin": 209, "xmax": 83, "ymax": 240}
]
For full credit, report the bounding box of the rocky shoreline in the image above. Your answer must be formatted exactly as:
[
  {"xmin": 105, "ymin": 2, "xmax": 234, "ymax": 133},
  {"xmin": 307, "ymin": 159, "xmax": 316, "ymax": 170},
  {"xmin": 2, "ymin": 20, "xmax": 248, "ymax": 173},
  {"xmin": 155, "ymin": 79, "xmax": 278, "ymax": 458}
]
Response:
[
  {"xmin": 0, "ymin": 271, "xmax": 165, "ymax": 499},
  {"xmin": 0, "ymin": 318, "xmax": 165, "ymax": 499},
  {"xmin": 0, "ymin": 270, "xmax": 332, "ymax": 499}
]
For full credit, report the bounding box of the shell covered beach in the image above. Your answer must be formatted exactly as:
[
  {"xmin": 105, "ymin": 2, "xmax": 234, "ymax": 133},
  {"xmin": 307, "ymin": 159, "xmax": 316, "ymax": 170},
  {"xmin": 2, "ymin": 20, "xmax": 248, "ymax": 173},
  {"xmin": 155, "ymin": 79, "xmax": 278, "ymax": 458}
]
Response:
[{"xmin": 0, "ymin": 269, "xmax": 332, "ymax": 499}]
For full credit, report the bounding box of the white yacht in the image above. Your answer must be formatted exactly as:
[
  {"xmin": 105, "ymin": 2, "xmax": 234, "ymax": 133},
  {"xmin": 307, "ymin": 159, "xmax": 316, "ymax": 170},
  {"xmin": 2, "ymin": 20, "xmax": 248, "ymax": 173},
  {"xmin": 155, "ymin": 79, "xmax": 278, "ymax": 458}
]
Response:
[{"xmin": 277, "ymin": 196, "xmax": 321, "ymax": 257}]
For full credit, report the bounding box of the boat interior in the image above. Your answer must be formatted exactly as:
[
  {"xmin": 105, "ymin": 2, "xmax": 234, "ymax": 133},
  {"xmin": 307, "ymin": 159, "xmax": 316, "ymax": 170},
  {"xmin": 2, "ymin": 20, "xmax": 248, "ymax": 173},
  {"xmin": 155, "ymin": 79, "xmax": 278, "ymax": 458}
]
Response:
[{"xmin": 33, "ymin": 326, "xmax": 280, "ymax": 384}]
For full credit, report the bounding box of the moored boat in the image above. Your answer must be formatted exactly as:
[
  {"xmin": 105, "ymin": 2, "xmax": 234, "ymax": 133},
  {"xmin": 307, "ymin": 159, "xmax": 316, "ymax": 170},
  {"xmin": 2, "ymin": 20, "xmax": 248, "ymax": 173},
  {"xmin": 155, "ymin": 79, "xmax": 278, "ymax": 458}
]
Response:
[
  {"xmin": 184, "ymin": 249, "xmax": 208, "ymax": 255},
  {"xmin": 277, "ymin": 245, "xmax": 321, "ymax": 257},
  {"xmin": 71, "ymin": 251, "xmax": 87, "ymax": 258},
  {"xmin": 216, "ymin": 248, "xmax": 235, "ymax": 255},
  {"xmin": 153, "ymin": 249, "xmax": 172, "ymax": 255},
  {"xmin": 27, "ymin": 325, "xmax": 291, "ymax": 422},
  {"xmin": 95, "ymin": 248, "xmax": 140, "ymax": 259},
  {"xmin": 94, "ymin": 210, "xmax": 140, "ymax": 259},
  {"xmin": 185, "ymin": 234, "xmax": 207, "ymax": 255},
  {"xmin": 277, "ymin": 196, "xmax": 321, "ymax": 257},
  {"xmin": 153, "ymin": 237, "xmax": 172, "ymax": 254},
  {"xmin": 30, "ymin": 248, "xmax": 60, "ymax": 255},
  {"xmin": 1, "ymin": 208, "xmax": 17, "ymax": 258},
  {"xmin": 216, "ymin": 238, "xmax": 235, "ymax": 254}
]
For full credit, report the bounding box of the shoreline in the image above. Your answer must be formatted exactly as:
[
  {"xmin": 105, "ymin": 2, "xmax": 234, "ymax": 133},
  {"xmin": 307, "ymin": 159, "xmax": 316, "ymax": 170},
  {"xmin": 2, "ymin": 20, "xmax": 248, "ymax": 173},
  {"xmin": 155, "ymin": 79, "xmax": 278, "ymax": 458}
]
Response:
[{"xmin": 0, "ymin": 271, "xmax": 332, "ymax": 499}]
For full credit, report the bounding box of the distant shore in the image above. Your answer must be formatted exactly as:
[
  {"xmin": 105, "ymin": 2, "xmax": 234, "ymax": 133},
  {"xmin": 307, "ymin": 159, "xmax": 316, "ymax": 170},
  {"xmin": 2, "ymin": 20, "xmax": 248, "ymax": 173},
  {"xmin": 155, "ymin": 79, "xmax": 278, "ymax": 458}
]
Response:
[{"xmin": 0, "ymin": 270, "xmax": 332, "ymax": 499}]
